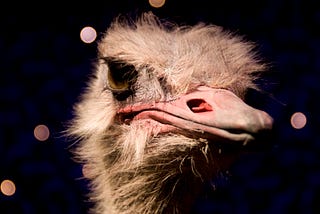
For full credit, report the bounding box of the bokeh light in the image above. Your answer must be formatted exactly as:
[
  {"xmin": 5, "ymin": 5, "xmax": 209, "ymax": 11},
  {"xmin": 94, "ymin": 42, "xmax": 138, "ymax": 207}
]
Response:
[
  {"xmin": 290, "ymin": 112, "xmax": 307, "ymax": 129},
  {"xmin": 80, "ymin": 26, "xmax": 97, "ymax": 44},
  {"xmin": 82, "ymin": 164, "xmax": 94, "ymax": 179},
  {"xmin": 34, "ymin": 124, "xmax": 50, "ymax": 141},
  {"xmin": 1, "ymin": 179, "xmax": 16, "ymax": 196},
  {"xmin": 149, "ymin": 0, "xmax": 166, "ymax": 8}
]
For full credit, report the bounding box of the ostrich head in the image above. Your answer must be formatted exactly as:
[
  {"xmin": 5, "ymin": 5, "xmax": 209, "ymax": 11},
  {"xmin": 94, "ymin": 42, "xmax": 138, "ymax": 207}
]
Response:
[{"xmin": 67, "ymin": 12, "xmax": 273, "ymax": 214}]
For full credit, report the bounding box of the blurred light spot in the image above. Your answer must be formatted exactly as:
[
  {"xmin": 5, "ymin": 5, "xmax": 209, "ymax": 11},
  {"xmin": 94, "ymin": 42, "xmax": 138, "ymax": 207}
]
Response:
[
  {"xmin": 34, "ymin": 124, "xmax": 50, "ymax": 141},
  {"xmin": 82, "ymin": 164, "xmax": 94, "ymax": 179},
  {"xmin": 80, "ymin": 26, "xmax": 97, "ymax": 43},
  {"xmin": 1, "ymin": 179, "xmax": 16, "ymax": 196},
  {"xmin": 291, "ymin": 112, "xmax": 307, "ymax": 129},
  {"xmin": 149, "ymin": 0, "xmax": 166, "ymax": 8}
]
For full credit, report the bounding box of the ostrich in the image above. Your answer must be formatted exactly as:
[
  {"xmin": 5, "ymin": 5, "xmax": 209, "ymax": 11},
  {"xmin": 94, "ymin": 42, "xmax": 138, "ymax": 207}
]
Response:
[{"xmin": 67, "ymin": 12, "xmax": 273, "ymax": 214}]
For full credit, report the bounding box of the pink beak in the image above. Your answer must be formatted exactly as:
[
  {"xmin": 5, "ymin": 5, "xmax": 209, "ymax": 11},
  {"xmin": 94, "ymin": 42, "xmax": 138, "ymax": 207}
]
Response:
[{"xmin": 118, "ymin": 86, "xmax": 273, "ymax": 146}]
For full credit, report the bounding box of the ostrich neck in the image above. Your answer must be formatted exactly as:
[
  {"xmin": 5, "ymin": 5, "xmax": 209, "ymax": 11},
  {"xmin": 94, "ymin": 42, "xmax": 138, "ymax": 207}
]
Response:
[{"xmin": 96, "ymin": 126, "xmax": 237, "ymax": 214}]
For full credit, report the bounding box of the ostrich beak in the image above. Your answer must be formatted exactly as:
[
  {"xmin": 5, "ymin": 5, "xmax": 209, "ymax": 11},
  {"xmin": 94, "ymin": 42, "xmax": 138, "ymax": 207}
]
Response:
[{"xmin": 118, "ymin": 86, "xmax": 273, "ymax": 146}]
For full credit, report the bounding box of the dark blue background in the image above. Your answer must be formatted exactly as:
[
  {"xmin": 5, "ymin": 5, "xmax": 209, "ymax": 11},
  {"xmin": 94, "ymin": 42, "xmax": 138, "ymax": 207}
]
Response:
[{"xmin": 1, "ymin": 0, "xmax": 319, "ymax": 213}]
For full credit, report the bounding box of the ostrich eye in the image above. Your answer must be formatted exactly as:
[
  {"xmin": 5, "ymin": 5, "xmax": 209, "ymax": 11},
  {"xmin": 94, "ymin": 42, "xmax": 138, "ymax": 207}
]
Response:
[{"xmin": 102, "ymin": 57, "xmax": 137, "ymax": 92}]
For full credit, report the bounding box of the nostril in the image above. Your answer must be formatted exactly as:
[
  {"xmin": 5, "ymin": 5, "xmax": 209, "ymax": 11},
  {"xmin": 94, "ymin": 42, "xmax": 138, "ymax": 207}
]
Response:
[{"xmin": 187, "ymin": 99, "xmax": 213, "ymax": 113}]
